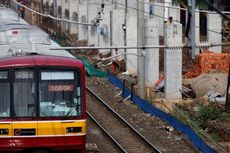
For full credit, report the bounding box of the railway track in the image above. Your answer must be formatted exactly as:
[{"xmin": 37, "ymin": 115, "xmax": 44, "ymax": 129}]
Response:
[
  {"xmin": 86, "ymin": 87, "xmax": 161, "ymax": 153},
  {"xmin": 86, "ymin": 116, "xmax": 123, "ymax": 153}
]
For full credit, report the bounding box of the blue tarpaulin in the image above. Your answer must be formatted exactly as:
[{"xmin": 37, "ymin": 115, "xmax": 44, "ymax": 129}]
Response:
[{"xmin": 108, "ymin": 73, "xmax": 217, "ymax": 153}]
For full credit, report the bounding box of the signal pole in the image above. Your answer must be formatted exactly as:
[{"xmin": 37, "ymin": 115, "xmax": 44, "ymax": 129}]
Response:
[
  {"xmin": 124, "ymin": 0, "xmax": 127, "ymax": 60},
  {"xmin": 137, "ymin": 0, "xmax": 145, "ymax": 98},
  {"xmin": 124, "ymin": 0, "xmax": 128, "ymax": 60},
  {"xmin": 188, "ymin": 0, "xmax": 196, "ymax": 59}
]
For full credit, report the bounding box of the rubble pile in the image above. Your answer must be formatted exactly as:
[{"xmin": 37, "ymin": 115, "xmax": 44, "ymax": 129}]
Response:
[
  {"xmin": 184, "ymin": 52, "xmax": 230, "ymax": 79},
  {"xmin": 183, "ymin": 72, "xmax": 228, "ymax": 98}
]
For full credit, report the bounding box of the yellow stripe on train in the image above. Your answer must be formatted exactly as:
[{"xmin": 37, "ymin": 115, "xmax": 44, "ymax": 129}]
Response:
[{"xmin": 0, "ymin": 120, "xmax": 86, "ymax": 137}]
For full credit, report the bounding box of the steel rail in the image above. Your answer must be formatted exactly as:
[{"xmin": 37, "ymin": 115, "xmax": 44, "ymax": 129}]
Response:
[
  {"xmin": 87, "ymin": 111, "xmax": 127, "ymax": 153},
  {"xmin": 86, "ymin": 86, "xmax": 162, "ymax": 153}
]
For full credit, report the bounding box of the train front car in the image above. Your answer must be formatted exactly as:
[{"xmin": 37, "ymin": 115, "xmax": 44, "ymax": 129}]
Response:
[{"xmin": 0, "ymin": 55, "xmax": 86, "ymax": 153}]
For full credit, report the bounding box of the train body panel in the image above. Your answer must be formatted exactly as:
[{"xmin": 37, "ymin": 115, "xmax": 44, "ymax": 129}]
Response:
[{"xmin": 0, "ymin": 120, "xmax": 86, "ymax": 152}]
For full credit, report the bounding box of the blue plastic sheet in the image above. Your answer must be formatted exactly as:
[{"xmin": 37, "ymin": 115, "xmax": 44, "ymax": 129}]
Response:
[{"xmin": 108, "ymin": 73, "xmax": 217, "ymax": 153}]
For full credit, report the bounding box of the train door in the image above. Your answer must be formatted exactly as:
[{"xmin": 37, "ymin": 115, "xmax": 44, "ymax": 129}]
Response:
[
  {"xmin": 0, "ymin": 70, "xmax": 12, "ymax": 149},
  {"xmin": 12, "ymin": 69, "xmax": 37, "ymax": 148}
]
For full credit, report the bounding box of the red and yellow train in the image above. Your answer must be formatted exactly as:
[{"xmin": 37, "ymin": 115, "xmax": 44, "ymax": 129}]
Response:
[
  {"xmin": 0, "ymin": 55, "xmax": 86, "ymax": 153},
  {"xmin": 0, "ymin": 5, "xmax": 86, "ymax": 153}
]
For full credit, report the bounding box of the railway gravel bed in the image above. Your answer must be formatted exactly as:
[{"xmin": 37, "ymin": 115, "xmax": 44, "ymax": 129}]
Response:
[
  {"xmin": 86, "ymin": 77, "xmax": 200, "ymax": 153},
  {"xmin": 86, "ymin": 117, "xmax": 122, "ymax": 153},
  {"xmin": 86, "ymin": 89, "xmax": 160, "ymax": 153}
]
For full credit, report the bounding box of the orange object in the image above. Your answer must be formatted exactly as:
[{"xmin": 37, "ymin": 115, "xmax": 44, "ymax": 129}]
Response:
[
  {"xmin": 155, "ymin": 74, "xmax": 164, "ymax": 88},
  {"xmin": 184, "ymin": 52, "xmax": 230, "ymax": 79}
]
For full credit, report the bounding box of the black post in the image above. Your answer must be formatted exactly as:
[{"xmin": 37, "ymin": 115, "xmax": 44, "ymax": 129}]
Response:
[
  {"xmin": 226, "ymin": 64, "xmax": 230, "ymax": 108},
  {"xmin": 122, "ymin": 80, "xmax": 125, "ymax": 98},
  {"xmin": 131, "ymin": 83, "xmax": 134, "ymax": 101}
]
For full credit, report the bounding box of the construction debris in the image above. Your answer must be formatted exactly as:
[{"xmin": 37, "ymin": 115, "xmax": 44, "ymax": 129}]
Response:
[
  {"xmin": 208, "ymin": 91, "xmax": 226, "ymax": 104},
  {"xmin": 183, "ymin": 72, "xmax": 228, "ymax": 97}
]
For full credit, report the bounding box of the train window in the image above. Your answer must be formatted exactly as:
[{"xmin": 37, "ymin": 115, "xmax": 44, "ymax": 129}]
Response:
[
  {"xmin": 0, "ymin": 71, "xmax": 8, "ymax": 79},
  {"xmin": 0, "ymin": 71, "xmax": 10, "ymax": 117},
  {"xmin": 13, "ymin": 70, "xmax": 36, "ymax": 117},
  {"xmin": 15, "ymin": 70, "xmax": 34, "ymax": 79},
  {"xmin": 39, "ymin": 70, "xmax": 82, "ymax": 117}
]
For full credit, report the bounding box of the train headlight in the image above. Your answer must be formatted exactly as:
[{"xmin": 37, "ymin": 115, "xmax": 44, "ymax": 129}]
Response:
[{"xmin": 66, "ymin": 127, "xmax": 82, "ymax": 133}]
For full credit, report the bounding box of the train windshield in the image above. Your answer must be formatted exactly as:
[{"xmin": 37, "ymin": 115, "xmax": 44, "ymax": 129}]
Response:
[
  {"xmin": 0, "ymin": 68, "xmax": 82, "ymax": 118},
  {"xmin": 39, "ymin": 70, "xmax": 82, "ymax": 117},
  {"xmin": 0, "ymin": 71, "xmax": 10, "ymax": 117},
  {"xmin": 13, "ymin": 70, "xmax": 36, "ymax": 117}
]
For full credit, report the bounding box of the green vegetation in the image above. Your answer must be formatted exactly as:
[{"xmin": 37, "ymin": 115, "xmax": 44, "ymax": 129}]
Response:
[
  {"xmin": 176, "ymin": 103, "xmax": 230, "ymax": 142},
  {"xmin": 194, "ymin": 104, "xmax": 230, "ymax": 128},
  {"xmin": 190, "ymin": 104, "xmax": 230, "ymax": 141},
  {"xmin": 208, "ymin": 133, "xmax": 222, "ymax": 142}
]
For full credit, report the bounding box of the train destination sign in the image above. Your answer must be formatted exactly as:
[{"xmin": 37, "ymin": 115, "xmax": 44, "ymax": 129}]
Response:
[{"xmin": 48, "ymin": 84, "xmax": 74, "ymax": 92}]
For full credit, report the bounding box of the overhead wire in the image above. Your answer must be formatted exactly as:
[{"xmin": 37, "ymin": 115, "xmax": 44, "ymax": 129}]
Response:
[
  {"xmin": 115, "ymin": 1, "xmax": 222, "ymax": 35},
  {"xmin": 12, "ymin": 0, "xmax": 95, "ymax": 26},
  {"xmin": 11, "ymin": 0, "xmax": 223, "ymax": 35}
]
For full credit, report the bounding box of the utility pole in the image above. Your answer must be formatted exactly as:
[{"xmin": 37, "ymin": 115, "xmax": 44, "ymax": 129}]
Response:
[
  {"xmin": 226, "ymin": 64, "xmax": 230, "ymax": 108},
  {"xmin": 188, "ymin": 0, "xmax": 196, "ymax": 59},
  {"xmin": 53, "ymin": 0, "xmax": 57, "ymax": 36},
  {"xmin": 137, "ymin": 0, "xmax": 145, "ymax": 98},
  {"xmin": 124, "ymin": 0, "xmax": 127, "ymax": 60}
]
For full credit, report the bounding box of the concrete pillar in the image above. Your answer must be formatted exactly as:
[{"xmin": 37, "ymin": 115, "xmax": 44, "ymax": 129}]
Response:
[
  {"xmin": 154, "ymin": 2, "xmax": 164, "ymax": 36},
  {"xmin": 78, "ymin": 3, "xmax": 88, "ymax": 41},
  {"xmin": 143, "ymin": 0, "xmax": 150, "ymax": 18},
  {"xmin": 128, "ymin": 0, "xmax": 137, "ymax": 13},
  {"xmin": 207, "ymin": 12, "xmax": 222, "ymax": 53},
  {"xmin": 144, "ymin": 18, "xmax": 159, "ymax": 87},
  {"xmin": 168, "ymin": 5, "xmax": 180, "ymax": 23},
  {"xmin": 111, "ymin": 9, "xmax": 125, "ymax": 61},
  {"xmin": 61, "ymin": 0, "xmax": 70, "ymax": 32},
  {"xmin": 69, "ymin": 0, "xmax": 79, "ymax": 35},
  {"xmin": 164, "ymin": 0, "xmax": 172, "ymax": 21},
  {"xmin": 87, "ymin": 4, "xmax": 98, "ymax": 46},
  {"xmin": 164, "ymin": 22, "xmax": 182, "ymax": 100},
  {"xmin": 114, "ymin": 0, "xmax": 125, "ymax": 10},
  {"xmin": 126, "ymin": 12, "xmax": 138, "ymax": 75},
  {"xmin": 97, "ymin": 5, "xmax": 113, "ymax": 54}
]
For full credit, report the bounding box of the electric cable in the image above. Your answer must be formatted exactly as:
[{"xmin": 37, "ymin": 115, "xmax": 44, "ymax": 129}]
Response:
[
  {"xmin": 115, "ymin": 1, "xmax": 221, "ymax": 35},
  {"xmin": 12, "ymin": 0, "xmax": 95, "ymax": 26}
]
